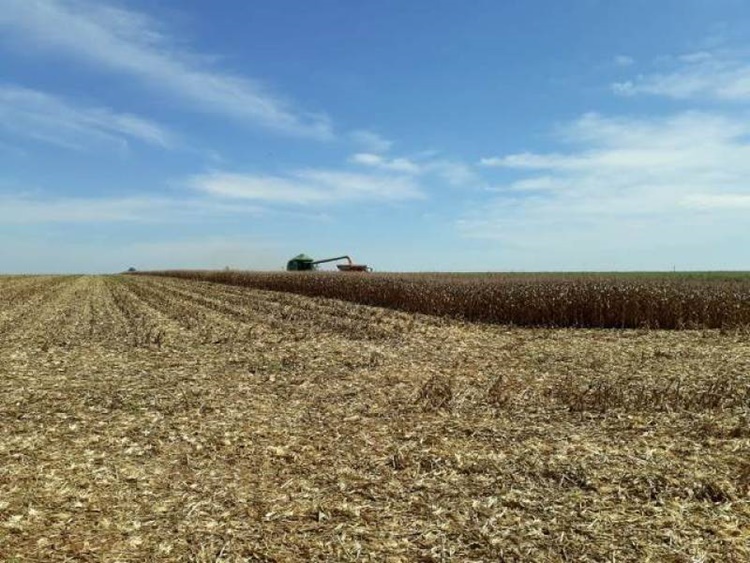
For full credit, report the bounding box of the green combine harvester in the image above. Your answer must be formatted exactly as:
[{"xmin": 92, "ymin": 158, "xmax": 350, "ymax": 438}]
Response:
[{"xmin": 286, "ymin": 254, "xmax": 371, "ymax": 272}]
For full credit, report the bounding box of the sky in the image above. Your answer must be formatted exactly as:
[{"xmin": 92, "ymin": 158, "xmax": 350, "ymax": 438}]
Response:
[{"xmin": 1, "ymin": 0, "xmax": 749, "ymax": 273}]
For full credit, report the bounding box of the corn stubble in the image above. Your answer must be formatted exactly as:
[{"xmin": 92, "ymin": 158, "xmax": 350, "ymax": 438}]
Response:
[{"xmin": 0, "ymin": 274, "xmax": 748, "ymax": 562}]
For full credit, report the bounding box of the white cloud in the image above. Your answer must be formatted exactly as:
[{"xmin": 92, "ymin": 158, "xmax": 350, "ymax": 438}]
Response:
[
  {"xmin": 481, "ymin": 152, "xmax": 571, "ymax": 169},
  {"xmin": 351, "ymin": 150, "xmax": 480, "ymax": 187},
  {"xmin": 495, "ymin": 176, "xmax": 566, "ymax": 192},
  {"xmin": 428, "ymin": 160, "xmax": 478, "ymax": 187},
  {"xmin": 614, "ymin": 55, "xmax": 635, "ymax": 67},
  {"xmin": 190, "ymin": 169, "xmax": 424, "ymax": 205},
  {"xmin": 481, "ymin": 112, "xmax": 750, "ymax": 175},
  {"xmin": 349, "ymin": 130, "xmax": 393, "ymax": 153},
  {"xmin": 349, "ymin": 152, "xmax": 422, "ymax": 173},
  {"xmin": 350, "ymin": 153, "xmax": 383, "ymax": 167},
  {"xmin": 0, "ymin": 0, "xmax": 332, "ymax": 139},
  {"xmin": 682, "ymin": 193, "xmax": 750, "ymax": 209},
  {"xmin": 0, "ymin": 194, "xmax": 263, "ymax": 223},
  {"xmin": 465, "ymin": 112, "xmax": 750, "ymax": 263},
  {"xmin": 0, "ymin": 84, "xmax": 173, "ymax": 150},
  {"xmin": 612, "ymin": 50, "xmax": 750, "ymax": 101},
  {"xmin": 678, "ymin": 51, "xmax": 713, "ymax": 64}
]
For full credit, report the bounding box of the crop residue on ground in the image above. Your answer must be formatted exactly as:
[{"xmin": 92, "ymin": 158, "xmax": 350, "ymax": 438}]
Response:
[{"xmin": 1, "ymin": 275, "xmax": 749, "ymax": 561}]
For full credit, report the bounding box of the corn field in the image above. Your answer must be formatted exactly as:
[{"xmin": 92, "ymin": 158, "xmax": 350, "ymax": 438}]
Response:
[{"xmin": 138, "ymin": 270, "xmax": 750, "ymax": 329}]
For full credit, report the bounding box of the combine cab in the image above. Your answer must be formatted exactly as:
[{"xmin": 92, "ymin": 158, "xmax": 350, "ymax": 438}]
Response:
[{"xmin": 286, "ymin": 254, "xmax": 371, "ymax": 272}]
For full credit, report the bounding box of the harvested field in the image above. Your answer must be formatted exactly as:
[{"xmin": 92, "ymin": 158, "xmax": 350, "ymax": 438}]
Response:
[
  {"xmin": 1, "ymin": 274, "xmax": 749, "ymax": 561},
  {"xmin": 139, "ymin": 270, "xmax": 750, "ymax": 329}
]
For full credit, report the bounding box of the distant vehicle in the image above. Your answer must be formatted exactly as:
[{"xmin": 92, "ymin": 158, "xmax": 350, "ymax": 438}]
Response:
[{"xmin": 286, "ymin": 254, "xmax": 371, "ymax": 272}]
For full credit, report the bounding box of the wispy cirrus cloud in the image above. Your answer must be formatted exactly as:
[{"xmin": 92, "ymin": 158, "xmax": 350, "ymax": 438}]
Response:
[
  {"xmin": 0, "ymin": 0, "xmax": 332, "ymax": 139},
  {"xmin": 349, "ymin": 152, "xmax": 421, "ymax": 173},
  {"xmin": 0, "ymin": 193, "xmax": 263, "ymax": 223},
  {"xmin": 349, "ymin": 130, "xmax": 393, "ymax": 153},
  {"xmin": 350, "ymin": 150, "xmax": 480, "ymax": 188},
  {"xmin": 190, "ymin": 169, "xmax": 424, "ymax": 205},
  {"xmin": 682, "ymin": 193, "xmax": 750, "ymax": 209},
  {"xmin": 479, "ymin": 112, "xmax": 750, "ymax": 207},
  {"xmin": 0, "ymin": 84, "xmax": 173, "ymax": 150},
  {"xmin": 612, "ymin": 50, "xmax": 750, "ymax": 101},
  {"xmin": 428, "ymin": 160, "xmax": 479, "ymax": 187},
  {"xmin": 481, "ymin": 111, "xmax": 750, "ymax": 177},
  {"xmin": 460, "ymin": 40, "xmax": 750, "ymax": 268},
  {"xmin": 467, "ymin": 111, "xmax": 750, "ymax": 261},
  {"xmin": 613, "ymin": 54, "xmax": 635, "ymax": 67}
]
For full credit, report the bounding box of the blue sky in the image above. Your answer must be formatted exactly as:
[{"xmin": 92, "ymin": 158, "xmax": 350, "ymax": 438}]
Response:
[{"xmin": 1, "ymin": 0, "xmax": 749, "ymax": 273}]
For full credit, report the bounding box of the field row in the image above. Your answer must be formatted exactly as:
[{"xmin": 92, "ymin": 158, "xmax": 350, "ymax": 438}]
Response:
[{"xmin": 137, "ymin": 270, "xmax": 750, "ymax": 329}]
